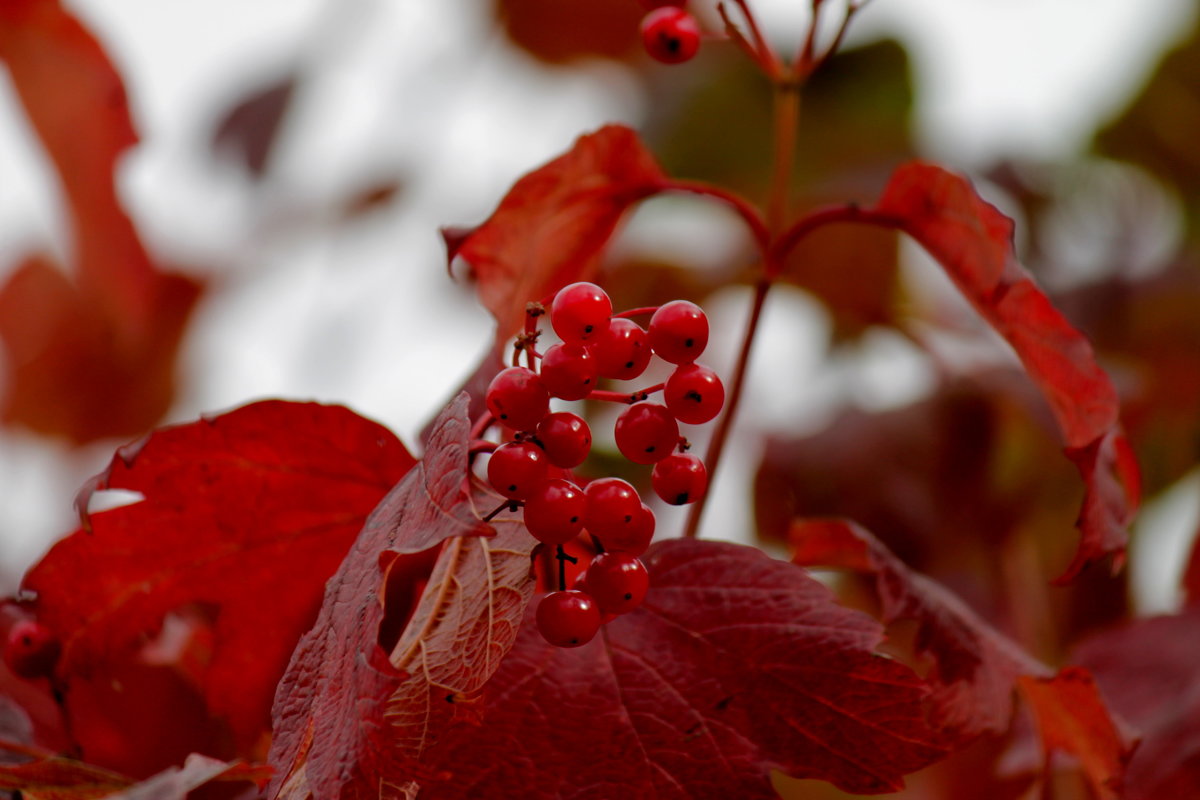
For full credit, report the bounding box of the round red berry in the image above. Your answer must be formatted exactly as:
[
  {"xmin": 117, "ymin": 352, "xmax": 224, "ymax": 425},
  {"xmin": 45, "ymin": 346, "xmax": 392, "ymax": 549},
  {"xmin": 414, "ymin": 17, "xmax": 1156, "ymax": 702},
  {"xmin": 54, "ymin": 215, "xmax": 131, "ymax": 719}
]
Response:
[
  {"xmin": 614, "ymin": 402, "xmax": 679, "ymax": 464},
  {"xmin": 523, "ymin": 479, "xmax": 587, "ymax": 545},
  {"xmin": 584, "ymin": 477, "xmax": 642, "ymax": 539},
  {"xmin": 536, "ymin": 590, "xmax": 602, "ymax": 647},
  {"xmin": 664, "ymin": 363, "xmax": 725, "ymax": 424},
  {"xmin": 486, "ymin": 367, "xmax": 549, "ymax": 431},
  {"xmin": 603, "ymin": 503, "xmax": 655, "ymax": 556},
  {"xmin": 590, "ymin": 318, "xmax": 651, "ymax": 381},
  {"xmin": 551, "ymin": 282, "xmax": 612, "ymax": 343},
  {"xmin": 648, "ymin": 300, "xmax": 708, "ymax": 364},
  {"xmin": 535, "ymin": 412, "xmax": 591, "ymax": 468},
  {"xmin": 640, "ymin": 7, "xmax": 701, "ymax": 65},
  {"xmin": 651, "ymin": 452, "xmax": 708, "ymax": 505},
  {"xmin": 4, "ymin": 620, "xmax": 60, "ymax": 680},
  {"xmin": 487, "ymin": 441, "xmax": 547, "ymax": 500},
  {"xmin": 539, "ymin": 343, "xmax": 597, "ymax": 401},
  {"xmin": 583, "ymin": 553, "xmax": 650, "ymax": 615}
]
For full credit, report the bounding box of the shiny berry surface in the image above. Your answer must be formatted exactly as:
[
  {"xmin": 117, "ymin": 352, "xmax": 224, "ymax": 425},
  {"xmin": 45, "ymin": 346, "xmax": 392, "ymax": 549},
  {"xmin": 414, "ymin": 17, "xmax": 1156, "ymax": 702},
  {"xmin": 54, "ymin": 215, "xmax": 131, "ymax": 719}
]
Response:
[
  {"xmin": 4, "ymin": 620, "xmax": 60, "ymax": 680},
  {"xmin": 590, "ymin": 318, "xmax": 651, "ymax": 381},
  {"xmin": 535, "ymin": 412, "xmax": 592, "ymax": 468},
  {"xmin": 551, "ymin": 282, "xmax": 612, "ymax": 343},
  {"xmin": 583, "ymin": 552, "xmax": 650, "ymax": 615},
  {"xmin": 523, "ymin": 479, "xmax": 587, "ymax": 545},
  {"xmin": 486, "ymin": 367, "xmax": 549, "ymax": 431},
  {"xmin": 602, "ymin": 503, "xmax": 655, "ymax": 556},
  {"xmin": 539, "ymin": 343, "xmax": 597, "ymax": 401},
  {"xmin": 536, "ymin": 590, "xmax": 602, "ymax": 647},
  {"xmin": 664, "ymin": 363, "xmax": 725, "ymax": 424},
  {"xmin": 584, "ymin": 477, "xmax": 642, "ymax": 538},
  {"xmin": 640, "ymin": 7, "xmax": 701, "ymax": 65},
  {"xmin": 648, "ymin": 300, "xmax": 708, "ymax": 364},
  {"xmin": 486, "ymin": 441, "xmax": 547, "ymax": 500},
  {"xmin": 614, "ymin": 402, "xmax": 679, "ymax": 464},
  {"xmin": 651, "ymin": 452, "xmax": 708, "ymax": 505}
]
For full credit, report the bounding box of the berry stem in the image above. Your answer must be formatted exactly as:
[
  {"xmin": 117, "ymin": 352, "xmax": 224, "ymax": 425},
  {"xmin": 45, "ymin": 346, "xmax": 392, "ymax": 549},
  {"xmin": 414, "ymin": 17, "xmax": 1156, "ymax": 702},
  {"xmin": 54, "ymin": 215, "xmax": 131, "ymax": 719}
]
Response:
[
  {"xmin": 682, "ymin": 277, "xmax": 769, "ymax": 539},
  {"xmin": 483, "ymin": 500, "xmax": 519, "ymax": 523},
  {"xmin": 767, "ymin": 83, "xmax": 800, "ymax": 233},
  {"xmin": 661, "ymin": 179, "xmax": 770, "ymax": 255},
  {"xmin": 769, "ymin": 203, "xmax": 903, "ymax": 277},
  {"xmin": 469, "ymin": 413, "xmax": 496, "ymax": 441},
  {"xmin": 554, "ymin": 544, "xmax": 578, "ymax": 591},
  {"xmin": 612, "ymin": 306, "xmax": 660, "ymax": 319},
  {"xmin": 586, "ymin": 384, "xmax": 664, "ymax": 404}
]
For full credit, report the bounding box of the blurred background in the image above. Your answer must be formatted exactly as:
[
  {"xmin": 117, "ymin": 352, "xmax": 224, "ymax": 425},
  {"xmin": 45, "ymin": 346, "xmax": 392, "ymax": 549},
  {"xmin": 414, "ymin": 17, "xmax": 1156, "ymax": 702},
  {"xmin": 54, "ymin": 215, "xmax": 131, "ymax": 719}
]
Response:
[{"xmin": 1, "ymin": 0, "xmax": 1198, "ymax": 634}]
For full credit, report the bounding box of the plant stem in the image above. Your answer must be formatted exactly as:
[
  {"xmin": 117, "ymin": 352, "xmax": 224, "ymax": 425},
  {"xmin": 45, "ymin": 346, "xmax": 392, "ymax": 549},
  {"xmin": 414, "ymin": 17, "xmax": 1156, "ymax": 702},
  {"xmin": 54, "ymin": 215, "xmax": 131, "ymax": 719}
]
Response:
[
  {"xmin": 682, "ymin": 277, "xmax": 770, "ymax": 539},
  {"xmin": 767, "ymin": 83, "xmax": 800, "ymax": 232}
]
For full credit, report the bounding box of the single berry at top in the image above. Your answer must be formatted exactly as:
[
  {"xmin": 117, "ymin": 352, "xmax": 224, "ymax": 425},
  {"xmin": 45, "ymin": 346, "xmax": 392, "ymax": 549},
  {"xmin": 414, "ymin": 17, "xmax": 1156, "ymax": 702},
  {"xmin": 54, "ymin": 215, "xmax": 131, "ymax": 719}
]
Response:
[
  {"xmin": 536, "ymin": 412, "xmax": 592, "ymax": 468},
  {"xmin": 590, "ymin": 317, "xmax": 652, "ymax": 381},
  {"xmin": 536, "ymin": 590, "xmax": 602, "ymax": 647},
  {"xmin": 664, "ymin": 363, "xmax": 724, "ymax": 424},
  {"xmin": 551, "ymin": 282, "xmax": 612, "ymax": 343},
  {"xmin": 640, "ymin": 7, "xmax": 701, "ymax": 65},
  {"xmin": 486, "ymin": 367, "xmax": 549, "ymax": 431},
  {"xmin": 648, "ymin": 300, "xmax": 709, "ymax": 364},
  {"xmin": 4, "ymin": 620, "xmax": 60, "ymax": 680},
  {"xmin": 614, "ymin": 402, "xmax": 679, "ymax": 464},
  {"xmin": 539, "ymin": 343, "xmax": 597, "ymax": 401},
  {"xmin": 487, "ymin": 441, "xmax": 548, "ymax": 500}
]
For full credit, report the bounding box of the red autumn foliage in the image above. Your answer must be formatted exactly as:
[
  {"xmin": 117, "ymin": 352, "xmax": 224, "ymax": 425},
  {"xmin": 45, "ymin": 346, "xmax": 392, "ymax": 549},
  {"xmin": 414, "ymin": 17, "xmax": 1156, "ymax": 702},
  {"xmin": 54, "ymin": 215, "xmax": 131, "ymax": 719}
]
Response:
[{"xmin": 3, "ymin": 2, "xmax": 1194, "ymax": 799}]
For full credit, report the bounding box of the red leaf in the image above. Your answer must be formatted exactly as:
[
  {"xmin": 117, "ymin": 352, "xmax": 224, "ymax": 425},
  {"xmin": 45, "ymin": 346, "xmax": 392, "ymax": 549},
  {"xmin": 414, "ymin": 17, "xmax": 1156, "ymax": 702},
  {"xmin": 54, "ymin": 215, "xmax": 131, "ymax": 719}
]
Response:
[
  {"xmin": 790, "ymin": 519, "xmax": 1046, "ymax": 741},
  {"xmin": 20, "ymin": 401, "xmax": 414, "ymax": 773},
  {"xmin": 0, "ymin": 1, "xmax": 203, "ymax": 443},
  {"xmin": 108, "ymin": 754, "xmax": 270, "ymax": 800},
  {"xmin": 0, "ymin": 751, "xmax": 269, "ymax": 800},
  {"xmin": 268, "ymin": 395, "xmax": 537, "ymax": 800},
  {"xmin": 496, "ymin": 0, "xmax": 643, "ymax": 64},
  {"xmin": 445, "ymin": 125, "xmax": 667, "ymax": 341},
  {"xmin": 875, "ymin": 162, "xmax": 1139, "ymax": 582},
  {"xmin": 1073, "ymin": 610, "xmax": 1200, "ymax": 799},
  {"xmin": 1017, "ymin": 669, "xmax": 1135, "ymax": 800},
  {"xmin": 418, "ymin": 539, "xmax": 945, "ymax": 798}
]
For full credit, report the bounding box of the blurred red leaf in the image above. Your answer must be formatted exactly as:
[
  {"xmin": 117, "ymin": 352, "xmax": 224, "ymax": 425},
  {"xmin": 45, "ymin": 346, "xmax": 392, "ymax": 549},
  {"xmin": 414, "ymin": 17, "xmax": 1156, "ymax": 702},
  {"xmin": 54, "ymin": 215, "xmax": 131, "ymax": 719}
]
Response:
[
  {"xmin": 445, "ymin": 125, "xmax": 667, "ymax": 342},
  {"xmin": 268, "ymin": 394, "xmax": 537, "ymax": 800},
  {"xmin": 0, "ymin": 751, "xmax": 268, "ymax": 800},
  {"xmin": 417, "ymin": 539, "xmax": 946, "ymax": 798},
  {"xmin": 870, "ymin": 162, "xmax": 1138, "ymax": 582},
  {"xmin": 1185, "ymin": 516, "xmax": 1200, "ymax": 608},
  {"xmin": 0, "ymin": 0, "xmax": 202, "ymax": 443},
  {"xmin": 790, "ymin": 519, "xmax": 1046, "ymax": 742},
  {"xmin": 1017, "ymin": 669, "xmax": 1135, "ymax": 800},
  {"xmin": 20, "ymin": 401, "xmax": 414, "ymax": 774},
  {"xmin": 1073, "ymin": 610, "xmax": 1200, "ymax": 799},
  {"xmin": 496, "ymin": 0, "xmax": 643, "ymax": 64},
  {"xmin": 211, "ymin": 75, "xmax": 296, "ymax": 177}
]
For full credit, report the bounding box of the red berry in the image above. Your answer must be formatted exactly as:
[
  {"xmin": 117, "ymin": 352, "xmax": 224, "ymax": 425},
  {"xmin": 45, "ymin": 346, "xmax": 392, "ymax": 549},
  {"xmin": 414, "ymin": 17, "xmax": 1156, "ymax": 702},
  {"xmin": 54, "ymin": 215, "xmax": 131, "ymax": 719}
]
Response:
[
  {"xmin": 523, "ymin": 479, "xmax": 587, "ymax": 545},
  {"xmin": 551, "ymin": 282, "xmax": 612, "ymax": 343},
  {"xmin": 4, "ymin": 620, "xmax": 60, "ymax": 680},
  {"xmin": 583, "ymin": 553, "xmax": 650, "ymax": 615},
  {"xmin": 539, "ymin": 343, "xmax": 598, "ymax": 401},
  {"xmin": 664, "ymin": 363, "xmax": 725, "ymax": 424},
  {"xmin": 487, "ymin": 441, "xmax": 547, "ymax": 500},
  {"xmin": 486, "ymin": 367, "xmax": 549, "ymax": 431},
  {"xmin": 651, "ymin": 452, "xmax": 708, "ymax": 505},
  {"xmin": 584, "ymin": 477, "xmax": 642, "ymax": 540},
  {"xmin": 590, "ymin": 317, "xmax": 652, "ymax": 381},
  {"xmin": 614, "ymin": 402, "xmax": 679, "ymax": 464},
  {"xmin": 640, "ymin": 8, "xmax": 701, "ymax": 65},
  {"xmin": 648, "ymin": 300, "xmax": 708, "ymax": 364},
  {"xmin": 603, "ymin": 503, "xmax": 655, "ymax": 556},
  {"xmin": 535, "ymin": 412, "xmax": 592, "ymax": 468},
  {"xmin": 536, "ymin": 590, "xmax": 602, "ymax": 647}
]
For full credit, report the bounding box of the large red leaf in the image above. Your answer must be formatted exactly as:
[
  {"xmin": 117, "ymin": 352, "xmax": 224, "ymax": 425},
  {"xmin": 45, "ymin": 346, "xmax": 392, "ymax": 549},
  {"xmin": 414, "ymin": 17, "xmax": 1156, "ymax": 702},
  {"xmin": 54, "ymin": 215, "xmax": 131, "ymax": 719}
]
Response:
[
  {"xmin": 445, "ymin": 125, "xmax": 667, "ymax": 341},
  {"xmin": 790, "ymin": 519, "xmax": 1046, "ymax": 741},
  {"xmin": 871, "ymin": 163, "xmax": 1138, "ymax": 582},
  {"xmin": 1073, "ymin": 610, "xmax": 1200, "ymax": 800},
  {"xmin": 0, "ymin": 0, "xmax": 202, "ymax": 443},
  {"xmin": 416, "ymin": 539, "xmax": 946, "ymax": 798},
  {"xmin": 268, "ymin": 394, "xmax": 537, "ymax": 800},
  {"xmin": 19, "ymin": 401, "xmax": 415, "ymax": 773}
]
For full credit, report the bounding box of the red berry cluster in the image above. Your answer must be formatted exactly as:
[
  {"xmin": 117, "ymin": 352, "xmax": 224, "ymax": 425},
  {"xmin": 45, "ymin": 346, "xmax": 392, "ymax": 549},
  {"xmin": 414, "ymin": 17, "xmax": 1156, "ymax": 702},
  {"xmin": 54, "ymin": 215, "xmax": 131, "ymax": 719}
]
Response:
[
  {"xmin": 638, "ymin": 3, "xmax": 701, "ymax": 65},
  {"xmin": 482, "ymin": 282, "xmax": 724, "ymax": 647}
]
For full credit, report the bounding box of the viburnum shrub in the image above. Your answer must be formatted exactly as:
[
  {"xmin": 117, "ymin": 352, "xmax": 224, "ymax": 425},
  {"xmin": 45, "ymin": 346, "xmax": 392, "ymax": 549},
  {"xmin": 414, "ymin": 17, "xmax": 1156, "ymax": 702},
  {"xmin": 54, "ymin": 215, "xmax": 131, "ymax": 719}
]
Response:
[{"xmin": 3, "ymin": 1, "xmax": 1181, "ymax": 798}]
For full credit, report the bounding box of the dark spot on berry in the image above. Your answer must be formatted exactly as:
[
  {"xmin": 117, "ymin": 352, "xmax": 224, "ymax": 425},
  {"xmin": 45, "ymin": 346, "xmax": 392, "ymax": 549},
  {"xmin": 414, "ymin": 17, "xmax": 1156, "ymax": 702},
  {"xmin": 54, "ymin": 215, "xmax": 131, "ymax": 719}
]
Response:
[
  {"xmin": 499, "ymin": 413, "xmax": 508, "ymax": 420},
  {"xmin": 684, "ymin": 338, "xmax": 694, "ymax": 347},
  {"xmin": 584, "ymin": 378, "xmax": 591, "ymax": 385},
  {"xmin": 570, "ymin": 516, "xmax": 579, "ymax": 523},
  {"xmin": 715, "ymin": 696, "xmax": 733, "ymax": 711},
  {"xmin": 623, "ymin": 515, "xmax": 633, "ymax": 523},
  {"xmin": 584, "ymin": 324, "xmax": 594, "ymax": 333},
  {"xmin": 673, "ymin": 492, "xmax": 690, "ymax": 505},
  {"xmin": 645, "ymin": 445, "xmax": 655, "ymax": 453},
  {"xmin": 625, "ymin": 360, "xmax": 634, "ymax": 368},
  {"xmin": 507, "ymin": 484, "xmax": 517, "ymax": 492},
  {"xmin": 624, "ymin": 593, "xmax": 633, "ymax": 600},
  {"xmin": 446, "ymin": 694, "xmax": 456, "ymax": 703},
  {"xmin": 687, "ymin": 390, "xmax": 702, "ymax": 403}
]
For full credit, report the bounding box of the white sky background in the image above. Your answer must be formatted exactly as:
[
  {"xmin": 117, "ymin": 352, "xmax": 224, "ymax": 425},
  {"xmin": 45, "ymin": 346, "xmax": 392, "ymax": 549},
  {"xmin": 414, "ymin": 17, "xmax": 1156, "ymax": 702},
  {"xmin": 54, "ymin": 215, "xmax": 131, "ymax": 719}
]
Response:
[{"xmin": 0, "ymin": 0, "xmax": 1195, "ymax": 605}]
